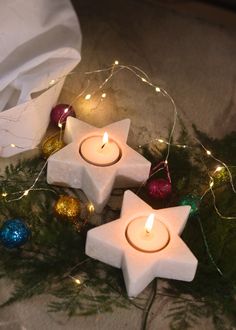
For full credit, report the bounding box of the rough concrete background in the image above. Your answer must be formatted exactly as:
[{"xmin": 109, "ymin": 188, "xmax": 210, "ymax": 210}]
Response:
[{"xmin": 61, "ymin": 0, "xmax": 236, "ymax": 143}]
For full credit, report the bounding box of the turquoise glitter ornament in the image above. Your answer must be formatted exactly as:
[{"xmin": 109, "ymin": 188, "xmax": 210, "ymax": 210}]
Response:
[
  {"xmin": 179, "ymin": 195, "xmax": 200, "ymax": 216},
  {"xmin": 0, "ymin": 218, "xmax": 30, "ymax": 249}
]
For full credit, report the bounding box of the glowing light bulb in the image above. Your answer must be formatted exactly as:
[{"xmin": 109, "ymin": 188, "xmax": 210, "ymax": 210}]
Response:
[
  {"xmin": 64, "ymin": 107, "xmax": 69, "ymax": 113},
  {"xmin": 158, "ymin": 139, "xmax": 164, "ymax": 143},
  {"xmin": 85, "ymin": 94, "xmax": 91, "ymax": 100},
  {"xmin": 49, "ymin": 79, "xmax": 56, "ymax": 85},
  {"xmin": 214, "ymin": 166, "xmax": 223, "ymax": 173},
  {"xmin": 23, "ymin": 190, "xmax": 29, "ymax": 196},
  {"xmin": 145, "ymin": 214, "xmax": 155, "ymax": 234},
  {"xmin": 58, "ymin": 123, "xmax": 62, "ymax": 128},
  {"xmin": 210, "ymin": 180, "xmax": 214, "ymax": 188},
  {"xmin": 206, "ymin": 150, "xmax": 211, "ymax": 156},
  {"xmin": 155, "ymin": 87, "xmax": 161, "ymax": 92},
  {"xmin": 101, "ymin": 93, "xmax": 106, "ymax": 98},
  {"xmin": 10, "ymin": 143, "xmax": 16, "ymax": 148},
  {"xmin": 114, "ymin": 60, "xmax": 119, "ymax": 65},
  {"xmin": 1, "ymin": 192, "xmax": 7, "ymax": 197},
  {"xmin": 74, "ymin": 278, "xmax": 81, "ymax": 285},
  {"xmin": 141, "ymin": 77, "xmax": 147, "ymax": 82}
]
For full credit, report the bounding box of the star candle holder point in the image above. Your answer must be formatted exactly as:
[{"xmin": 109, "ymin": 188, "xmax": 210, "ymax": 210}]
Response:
[
  {"xmin": 47, "ymin": 118, "xmax": 151, "ymax": 212},
  {"xmin": 86, "ymin": 190, "xmax": 198, "ymax": 297}
]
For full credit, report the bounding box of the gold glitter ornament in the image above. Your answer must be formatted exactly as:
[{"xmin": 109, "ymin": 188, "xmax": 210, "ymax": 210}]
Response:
[
  {"xmin": 54, "ymin": 195, "xmax": 81, "ymax": 223},
  {"xmin": 41, "ymin": 135, "xmax": 65, "ymax": 159}
]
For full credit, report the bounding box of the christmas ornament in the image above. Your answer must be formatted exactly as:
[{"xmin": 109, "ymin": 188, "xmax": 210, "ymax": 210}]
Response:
[
  {"xmin": 147, "ymin": 178, "xmax": 172, "ymax": 199},
  {"xmin": 147, "ymin": 160, "xmax": 172, "ymax": 200},
  {"xmin": 50, "ymin": 104, "xmax": 75, "ymax": 127},
  {"xmin": 54, "ymin": 195, "xmax": 81, "ymax": 222},
  {"xmin": 0, "ymin": 218, "xmax": 30, "ymax": 249},
  {"xmin": 179, "ymin": 195, "xmax": 200, "ymax": 216},
  {"xmin": 41, "ymin": 135, "xmax": 65, "ymax": 159}
]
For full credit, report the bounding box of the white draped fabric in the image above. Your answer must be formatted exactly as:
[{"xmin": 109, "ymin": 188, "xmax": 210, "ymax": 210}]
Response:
[
  {"xmin": 0, "ymin": 0, "xmax": 81, "ymax": 111},
  {"xmin": 0, "ymin": 0, "xmax": 82, "ymax": 157}
]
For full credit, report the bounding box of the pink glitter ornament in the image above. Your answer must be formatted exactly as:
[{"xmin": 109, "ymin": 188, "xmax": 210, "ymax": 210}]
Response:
[
  {"xmin": 50, "ymin": 104, "xmax": 75, "ymax": 127},
  {"xmin": 147, "ymin": 160, "xmax": 172, "ymax": 200},
  {"xmin": 147, "ymin": 178, "xmax": 172, "ymax": 199}
]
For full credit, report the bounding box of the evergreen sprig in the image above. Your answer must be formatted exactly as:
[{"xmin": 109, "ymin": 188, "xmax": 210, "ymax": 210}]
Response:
[{"xmin": 0, "ymin": 131, "xmax": 235, "ymax": 329}]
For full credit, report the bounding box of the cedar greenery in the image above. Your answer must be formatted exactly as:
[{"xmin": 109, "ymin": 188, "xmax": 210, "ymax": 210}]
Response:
[{"xmin": 0, "ymin": 130, "xmax": 235, "ymax": 329}]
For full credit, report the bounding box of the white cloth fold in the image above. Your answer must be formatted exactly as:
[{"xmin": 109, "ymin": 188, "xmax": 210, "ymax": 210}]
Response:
[{"xmin": 0, "ymin": 0, "xmax": 81, "ymax": 111}]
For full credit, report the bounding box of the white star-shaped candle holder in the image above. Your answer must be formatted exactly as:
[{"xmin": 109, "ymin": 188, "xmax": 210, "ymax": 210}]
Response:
[
  {"xmin": 86, "ymin": 190, "xmax": 198, "ymax": 297},
  {"xmin": 47, "ymin": 117, "xmax": 151, "ymax": 212}
]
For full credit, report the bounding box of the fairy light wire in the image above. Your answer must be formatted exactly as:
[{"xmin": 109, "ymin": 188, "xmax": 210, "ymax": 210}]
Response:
[
  {"xmin": 5, "ymin": 160, "xmax": 48, "ymax": 202},
  {"xmin": 197, "ymin": 216, "xmax": 223, "ymax": 276},
  {"xmin": 199, "ymin": 158, "xmax": 236, "ymax": 220},
  {"xmin": 1, "ymin": 61, "xmax": 235, "ymax": 223},
  {"xmin": 84, "ymin": 62, "xmax": 177, "ymax": 193},
  {"xmin": 0, "ymin": 61, "xmax": 235, "ymax": 304},
  {"xmin": 209, "ymin": 177, "xmax": 236, "ymax": 220},
  {"xmin": 196, "ymin": 137, "xmax": 236, "ymax": 193}
]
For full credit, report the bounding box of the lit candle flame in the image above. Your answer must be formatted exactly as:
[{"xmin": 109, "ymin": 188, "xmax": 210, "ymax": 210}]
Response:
[
  {"xmin": 101, "ymin": 132, "xmax": 109, "ymax": 149},
  {"xmin": 145, "ymin": 214, "xmax": 155, "ymax": 234}
]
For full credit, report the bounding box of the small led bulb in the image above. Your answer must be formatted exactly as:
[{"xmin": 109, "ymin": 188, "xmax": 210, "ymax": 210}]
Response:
[
  {"xmin": 74, "ymin": 278, "xmax": 81, "ymax": 285},
  {"xmin": 85, "ymin": 94, "xmax": 91, "ymax": 100},
  {"xmin": 23, "ymin": 190, "xmax": 29, "ymax": 196},
  {"xmin": 214, "ymin": 166, "xmax": 223, "ymax": 173},
  {"xmin": 49, "ymin": 79, "xmax": 56, "ymax": 85}
]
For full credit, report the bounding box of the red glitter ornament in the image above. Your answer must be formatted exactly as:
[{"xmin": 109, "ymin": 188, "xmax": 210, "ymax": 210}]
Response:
[
  {"xmin": 147, "ymin": 178, "xmax": 172, "ymax": 199},
  {"xmin": 50, "ymin": 104, "xmax": 75, "ymax": 127},
  {"xmin": 147, "ymin": 160, "xmax": 172, "ymax": 200}
]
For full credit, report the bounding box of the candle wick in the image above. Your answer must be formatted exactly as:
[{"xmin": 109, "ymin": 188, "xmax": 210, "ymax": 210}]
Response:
[{"xmin": 101, "ymin": 143, "xmax": 106, "ymax": 149}]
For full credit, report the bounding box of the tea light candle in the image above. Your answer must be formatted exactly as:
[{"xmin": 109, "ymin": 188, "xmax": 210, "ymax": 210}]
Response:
[
  {"xmin": 79, "ymin": 132, "xmax": 121, "ymax": 166},
  {"xmin": 47, "ymin": 118, "xmax": 151, "ymax": 212},
  {"xmin": 86, "ymin": 190, "xmax": 198, "ymax": 297},
  {"xmin": 126, "ymin": 214, "xmax": 170, "ymax": 252}
]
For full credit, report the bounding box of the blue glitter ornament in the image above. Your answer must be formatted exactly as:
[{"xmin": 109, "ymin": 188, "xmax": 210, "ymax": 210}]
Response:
[
  {"xmin": 179, "ymin": 195, "xmax": 200, "ymax": 217},
  {"xmin": 0, "ymin": 219, "xmax": 30, "ymax": 249}
]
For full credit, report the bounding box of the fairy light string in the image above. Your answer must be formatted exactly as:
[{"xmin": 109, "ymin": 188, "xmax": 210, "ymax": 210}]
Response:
[
  {"xmin": 0, "ymin": 61, "xmax": 235, "ymax": 222},
  {"xmin": 0, "ymin": 61, "xmax": 235, "ymax": 326},
  {"xmin": 82, "ymin": 62, "xmax": 235, "ymax": 218},
  {"xmin": 196, "ymin": 137, "xmax": 236, "ymax": 193},
  {"xmin": 5, "ymin": 160, "xmax": 49, "ymax": 202},
  {"xmin": 3, "ymin": 62, "xmax": 233, "ymax": 288}
]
